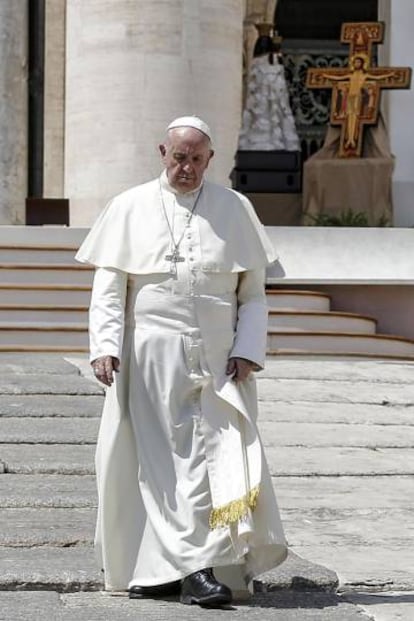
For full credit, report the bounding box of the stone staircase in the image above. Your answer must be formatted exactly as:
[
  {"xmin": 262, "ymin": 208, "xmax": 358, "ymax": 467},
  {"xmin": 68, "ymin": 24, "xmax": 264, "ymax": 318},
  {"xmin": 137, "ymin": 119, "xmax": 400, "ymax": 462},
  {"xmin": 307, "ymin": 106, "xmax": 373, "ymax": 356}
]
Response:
[
  {"xmin": 267, "ymin": 289, "xmax": 414, "ymax": 359},
  {"xmin": 1, "ymin": 232, "xmax": 414, "ymax": 359},
  {"xmin": 0, "ymin": 234, "xmax": 91, "ymax": 352}
]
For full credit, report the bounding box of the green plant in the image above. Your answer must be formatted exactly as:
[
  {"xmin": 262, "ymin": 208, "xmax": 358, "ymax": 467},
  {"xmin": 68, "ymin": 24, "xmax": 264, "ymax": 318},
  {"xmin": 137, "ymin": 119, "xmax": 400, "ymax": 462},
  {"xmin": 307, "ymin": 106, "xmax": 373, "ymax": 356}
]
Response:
[{"xmin": 306, "ymin": 209, "xmax": 389, "ymax": 227}]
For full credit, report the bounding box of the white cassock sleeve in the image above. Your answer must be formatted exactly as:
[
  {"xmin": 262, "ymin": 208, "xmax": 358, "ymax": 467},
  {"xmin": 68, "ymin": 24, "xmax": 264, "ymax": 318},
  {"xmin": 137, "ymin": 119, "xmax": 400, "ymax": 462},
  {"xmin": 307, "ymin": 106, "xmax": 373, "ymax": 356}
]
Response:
[
  {"xmin": 89, "ymin": 267, "xmax": 127, "ymax": 363},
  {"xmin": 229, "ymin": 268, "xmax": 268, "ymax": 370}
]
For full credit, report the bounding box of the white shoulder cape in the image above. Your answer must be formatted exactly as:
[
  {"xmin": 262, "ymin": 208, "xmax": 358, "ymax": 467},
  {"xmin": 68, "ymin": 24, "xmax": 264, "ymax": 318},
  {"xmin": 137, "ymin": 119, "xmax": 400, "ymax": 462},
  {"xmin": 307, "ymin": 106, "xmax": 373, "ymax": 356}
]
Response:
[{"xmin": 75, "ymin": 176, "xmax": 277, "ymax": 273}]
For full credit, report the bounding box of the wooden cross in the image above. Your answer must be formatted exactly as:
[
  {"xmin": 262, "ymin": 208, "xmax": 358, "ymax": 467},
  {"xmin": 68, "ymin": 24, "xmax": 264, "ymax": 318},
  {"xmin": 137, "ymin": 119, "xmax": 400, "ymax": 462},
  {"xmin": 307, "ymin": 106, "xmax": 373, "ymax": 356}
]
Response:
[{"xmin": 306, "ymin": 22, "xmax": 411, "ymax": 157}]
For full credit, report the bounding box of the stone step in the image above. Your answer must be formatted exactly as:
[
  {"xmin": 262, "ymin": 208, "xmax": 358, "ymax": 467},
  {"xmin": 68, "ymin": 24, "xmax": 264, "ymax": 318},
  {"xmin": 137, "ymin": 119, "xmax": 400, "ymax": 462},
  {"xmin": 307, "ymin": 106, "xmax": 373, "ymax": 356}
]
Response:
[
  {"xmin": 0, "ymin": 507, "xmax": 95, "ymax": 547},
  {"xmin": 281, "ymin": 505, "xmax": 414, "ymax": 549},
  {"xmin": 2, "ymin": 443, "xmax": 413, "ymax": 478},
  {"xmin": 0, "ymin": 344, "xmax": 90, "ymax": 353},
  {"xmin": 0, "ymin": 305, "xmax": 88, "ymax": 322},
  {"xmin": 266, "ymin": 289, "xmax": 331, "ymax": 311},
  {"xmin": 0, "ymin": 374, "xmax": 103, "ymax": 396},
  {"xmin": 8, "ymin": 416, "xmax": 410, "ymax": 450},
  {"xmin": 2, "ymin": 408, "xmax": 411, "ymax": 448},
  {"xmin": 0, "ymin": 546, "xmax": 103, "ymax": 591},
  {"xmin": 0, "ymin": 548, "xmax": 338, "ymax": 598},
  {"xmin": 0, "ymin": 474, "xmax": 97, "ymax": 508},
  {"xmin": 0, "ymin": 444, "xmax": 95, "ymax": 474},
  {"xmin": 0, "ymin": 417, "xmax": 99, "ymax": 444},
  {"xmin": 257, "ymin": 376, "xmax": 414, "ymax": 406},
  {"xmin": 267, "ymin": 331, "xmax": 414, "ymax": 358},
  {"xmin": 266, "ymin": 447, "xmax": 414, "ymax": 477},
  {"xmin": 0, "ymin": 353, "xmax": 82, "ymax": 375},
  {"xmin": 0, "ymin": 284, "xmax": 91, "ymax": 305},
  {"xmin": 0, "ymin": 394, "xmax": 103, "ymax": 417},
  {"xmin": 274, "ymin": 475, "xmax": 414, "ymax": 510},
  {"xmin": 259, "ymin": 358, "xmax": 414, "ymax": 383},
  {"xmin": 0, "ymin": 245, "xmax": 79, "ymax": 263},
  {"xmin": 0, "ymin": 323, "xmax": 89, "ymax": 348},
  {"xmin": 258, "ymin": 400, "xmax": 414, "ymax": 426},
  {"xmin": 0, "ymin": 226, "xmax": 86, "ymax": 247},
  {"xmin": 268, "ymin": 310, "xmax": 376, "ymax": 334},
  {"xmin": 0, "ymin": 590, "xmax": 358, "ymax": 619},
  {"xmin": 0, "ymin": 263, "xmax": 93, "ymax": 284},
  {"xmin": 258, "ymin": 421, "xmax": 414, "ymax": 449}
]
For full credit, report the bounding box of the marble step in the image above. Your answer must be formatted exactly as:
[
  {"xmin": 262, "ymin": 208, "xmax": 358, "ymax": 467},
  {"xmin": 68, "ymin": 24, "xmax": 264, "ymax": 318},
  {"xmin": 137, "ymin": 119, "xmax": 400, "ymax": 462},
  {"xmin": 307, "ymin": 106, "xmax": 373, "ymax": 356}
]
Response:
[
  {"xmin": 266, "ymin": 289, "xmax": 331, "ymax": 311},
  {"xmin": 0, "ymin": 284, "xmax": 92, "ymax": 305},
  {"xmin": 267, "ymin": 330, "xmax": 414, "ymax": 359},
  {"xmin": 0, "ymin": 263, "xmax": 93, "ymax": 285},
  {"xmin": 0, "ymin": 245, "xmax": 78, "ymax": 263},
  {"xmin": 0, "ymin": 305, "xmax": 88, "ymax": 323},
  {"xmin": 0, "ymin": 323, "xmax": 88, "ymax": 349},
  {"xmin": 268, "ymin": 310, "xmax": 377, "ymax": 334}
]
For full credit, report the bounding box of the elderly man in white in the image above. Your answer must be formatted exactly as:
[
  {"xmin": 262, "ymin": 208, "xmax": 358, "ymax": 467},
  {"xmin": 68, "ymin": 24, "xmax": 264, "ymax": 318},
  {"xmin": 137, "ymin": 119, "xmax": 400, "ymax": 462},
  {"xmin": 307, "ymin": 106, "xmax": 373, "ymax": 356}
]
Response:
[{"xmin": 76, "ymin": 116, "xmax": 286, "ymax": 607}]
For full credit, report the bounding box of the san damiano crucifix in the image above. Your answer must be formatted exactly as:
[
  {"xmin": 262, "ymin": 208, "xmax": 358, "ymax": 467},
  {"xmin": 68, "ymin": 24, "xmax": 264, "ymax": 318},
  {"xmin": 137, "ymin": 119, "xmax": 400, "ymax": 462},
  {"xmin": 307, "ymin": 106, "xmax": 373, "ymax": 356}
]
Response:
[{"xmin": 306, "ymin": 22, "xmax": 411, "ymax": 157}]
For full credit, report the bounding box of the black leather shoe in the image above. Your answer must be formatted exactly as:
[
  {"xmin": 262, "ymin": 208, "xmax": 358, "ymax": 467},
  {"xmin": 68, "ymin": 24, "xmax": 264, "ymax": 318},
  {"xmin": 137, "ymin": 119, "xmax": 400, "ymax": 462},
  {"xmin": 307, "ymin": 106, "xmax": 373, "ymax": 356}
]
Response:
[
  {"xmin": 180, "ymin": 568, "xmax": 232, "ymax": 606},
  {"xmin": 129, "ymin": 580, "xmax": 181, "ymax": 599}
]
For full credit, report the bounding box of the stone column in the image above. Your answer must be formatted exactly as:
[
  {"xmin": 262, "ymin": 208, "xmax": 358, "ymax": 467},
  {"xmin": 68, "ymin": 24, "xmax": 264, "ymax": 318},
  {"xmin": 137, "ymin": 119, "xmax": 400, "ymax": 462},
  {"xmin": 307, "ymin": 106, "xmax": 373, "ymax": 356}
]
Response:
[
  {"xmin": 0, "ymin": 2, "xmax": 28, "ymax": 224},
  {"xmin": 43, "ymin": 0, "xmax": 66, "ymax": 198},
  {"xmin": 379, "ymin": 0, "xmax": 414, "ymax": 226},
  {"xmin": 65, "ymin": 0, "xmax": 244, "ymax": 226}
]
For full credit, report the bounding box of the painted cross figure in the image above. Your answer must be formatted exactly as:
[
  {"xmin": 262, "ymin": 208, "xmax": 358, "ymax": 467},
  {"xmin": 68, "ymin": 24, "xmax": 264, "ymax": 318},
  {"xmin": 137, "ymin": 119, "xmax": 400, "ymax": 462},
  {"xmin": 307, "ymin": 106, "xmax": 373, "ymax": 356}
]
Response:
[{"xmin": 306, "ymin": 22, "xmax": 411, "ymax": 157}]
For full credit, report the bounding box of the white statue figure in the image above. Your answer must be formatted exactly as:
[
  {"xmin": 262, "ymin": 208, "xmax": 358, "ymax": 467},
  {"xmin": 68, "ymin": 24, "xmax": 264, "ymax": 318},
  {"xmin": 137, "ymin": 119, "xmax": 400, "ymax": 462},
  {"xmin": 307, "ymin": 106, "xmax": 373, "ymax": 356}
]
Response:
[{"xmin": 238, "ymin": 35, "xmax": 300, "ymax": 151}]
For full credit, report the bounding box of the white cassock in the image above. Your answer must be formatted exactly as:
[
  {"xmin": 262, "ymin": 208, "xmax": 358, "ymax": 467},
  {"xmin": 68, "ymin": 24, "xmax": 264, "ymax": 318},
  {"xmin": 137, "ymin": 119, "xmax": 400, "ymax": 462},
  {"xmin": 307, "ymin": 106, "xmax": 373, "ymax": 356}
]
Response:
[{"xmin": 76, "ymin": 172, "xmax": 287, "ymax": 593}]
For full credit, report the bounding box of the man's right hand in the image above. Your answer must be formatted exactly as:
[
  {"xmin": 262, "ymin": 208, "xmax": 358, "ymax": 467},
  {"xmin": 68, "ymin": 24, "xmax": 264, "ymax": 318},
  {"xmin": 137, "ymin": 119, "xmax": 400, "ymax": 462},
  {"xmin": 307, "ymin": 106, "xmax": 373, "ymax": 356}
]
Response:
[{"xmin": 91, "ymin": 356, "xmax": 120, "ymax": 386}]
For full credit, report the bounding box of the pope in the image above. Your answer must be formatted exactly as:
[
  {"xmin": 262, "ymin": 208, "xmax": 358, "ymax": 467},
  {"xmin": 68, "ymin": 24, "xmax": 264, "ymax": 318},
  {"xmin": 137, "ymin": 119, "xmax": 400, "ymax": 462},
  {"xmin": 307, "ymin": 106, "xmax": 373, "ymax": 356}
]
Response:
[{"xmin": 76, "ymin": 116, "xmax": 287, "ymax": 607}]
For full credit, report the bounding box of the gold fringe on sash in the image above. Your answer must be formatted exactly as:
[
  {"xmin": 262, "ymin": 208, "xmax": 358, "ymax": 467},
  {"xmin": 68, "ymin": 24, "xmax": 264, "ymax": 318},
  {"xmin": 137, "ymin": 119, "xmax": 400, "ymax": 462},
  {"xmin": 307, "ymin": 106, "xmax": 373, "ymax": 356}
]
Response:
[{"xmin": 209, "ymin": 485, "xmax": 260, "ymax": 529}]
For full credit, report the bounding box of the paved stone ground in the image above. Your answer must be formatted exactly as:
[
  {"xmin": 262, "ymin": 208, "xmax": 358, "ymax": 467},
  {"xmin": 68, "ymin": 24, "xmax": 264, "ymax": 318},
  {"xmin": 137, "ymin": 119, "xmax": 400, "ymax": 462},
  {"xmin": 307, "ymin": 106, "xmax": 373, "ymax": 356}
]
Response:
[{"xmin": 1, "ymin": 353, "xmax": 414, "ymax": 620}]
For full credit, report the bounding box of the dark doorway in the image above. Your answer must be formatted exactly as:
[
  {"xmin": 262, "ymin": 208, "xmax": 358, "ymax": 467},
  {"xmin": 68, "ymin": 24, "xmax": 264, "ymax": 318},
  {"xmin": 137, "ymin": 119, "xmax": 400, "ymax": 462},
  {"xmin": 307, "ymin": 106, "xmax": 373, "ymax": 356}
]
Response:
[
  {"xmin": 275, "ymin": 0, "xmax": 378, "ymax": 40},
  {"xmin": 28, "ymin": 0, "xmax": 45, "ymax": 198}
]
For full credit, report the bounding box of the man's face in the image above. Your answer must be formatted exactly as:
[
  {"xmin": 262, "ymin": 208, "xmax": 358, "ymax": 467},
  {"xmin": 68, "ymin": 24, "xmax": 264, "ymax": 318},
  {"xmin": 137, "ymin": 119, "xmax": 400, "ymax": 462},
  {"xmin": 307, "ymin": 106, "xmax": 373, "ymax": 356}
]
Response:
[{"xmin": 159, "ymin": 128, "xmax": 214, "ymax": 193}]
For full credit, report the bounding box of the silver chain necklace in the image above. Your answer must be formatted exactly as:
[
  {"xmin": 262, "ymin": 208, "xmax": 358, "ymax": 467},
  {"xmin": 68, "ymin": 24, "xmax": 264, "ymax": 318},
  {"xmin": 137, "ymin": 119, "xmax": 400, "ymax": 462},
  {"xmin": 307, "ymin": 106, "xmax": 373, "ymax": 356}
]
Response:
[{"xmin": 159, "ymin": 180, "xmax": 203, "ymax": 271}]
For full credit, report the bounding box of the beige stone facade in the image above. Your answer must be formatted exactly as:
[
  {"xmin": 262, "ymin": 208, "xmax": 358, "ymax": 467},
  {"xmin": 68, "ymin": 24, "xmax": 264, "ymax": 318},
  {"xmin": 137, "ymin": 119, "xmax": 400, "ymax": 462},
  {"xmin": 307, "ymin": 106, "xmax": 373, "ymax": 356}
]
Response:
[{"xmin": 0, "ymin": 0, "xmax": 413, "ymax": 226}]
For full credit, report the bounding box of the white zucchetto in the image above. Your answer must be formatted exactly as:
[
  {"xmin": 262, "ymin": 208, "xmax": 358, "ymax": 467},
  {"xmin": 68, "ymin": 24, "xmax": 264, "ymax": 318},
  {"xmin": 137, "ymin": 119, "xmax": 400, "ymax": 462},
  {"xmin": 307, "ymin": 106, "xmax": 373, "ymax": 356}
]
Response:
[{"xmin": 167, "ymin": 116, "xmax": 212, "ymax": 142}]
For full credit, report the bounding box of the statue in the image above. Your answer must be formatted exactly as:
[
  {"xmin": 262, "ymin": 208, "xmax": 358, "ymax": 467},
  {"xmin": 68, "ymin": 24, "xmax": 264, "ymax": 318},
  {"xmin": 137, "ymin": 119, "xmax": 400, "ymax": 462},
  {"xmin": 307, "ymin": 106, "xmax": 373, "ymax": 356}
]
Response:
[{"xmin": 238, "ymin": 24, "xmax": 299, "ymax": 152}]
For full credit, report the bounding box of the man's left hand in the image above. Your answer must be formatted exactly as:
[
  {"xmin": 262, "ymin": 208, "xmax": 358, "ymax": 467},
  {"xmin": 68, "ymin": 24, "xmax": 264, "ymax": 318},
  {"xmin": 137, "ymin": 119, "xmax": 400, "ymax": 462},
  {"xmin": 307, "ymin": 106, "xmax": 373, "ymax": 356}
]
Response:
[{"xmin": 226, "ymin": 357, "xmax": 255, "ymax": 383}]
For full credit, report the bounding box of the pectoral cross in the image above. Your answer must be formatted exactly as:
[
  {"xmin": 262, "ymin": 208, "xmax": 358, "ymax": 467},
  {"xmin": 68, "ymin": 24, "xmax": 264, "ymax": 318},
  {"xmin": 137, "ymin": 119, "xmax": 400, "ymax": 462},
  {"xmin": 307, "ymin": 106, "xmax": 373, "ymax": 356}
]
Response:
[
  {"xmin": 306, "ymin": 22, "xmax": 411, "ymax": 157},
  {"xmin": 165, "ymin": 248, "xmax": 185, "ymax": 264}
]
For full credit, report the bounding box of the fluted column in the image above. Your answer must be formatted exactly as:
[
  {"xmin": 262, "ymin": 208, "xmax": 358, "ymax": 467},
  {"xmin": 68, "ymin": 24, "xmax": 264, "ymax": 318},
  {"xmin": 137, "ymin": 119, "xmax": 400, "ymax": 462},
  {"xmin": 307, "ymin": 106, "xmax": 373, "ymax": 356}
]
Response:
[
  {"xmin": 65, "ymin": 0, "xmax": 244, "ymax": 226},
  {"xmin": 0, "ymin": 2, "xmax": 28, "ymax": 224},
  {"xmin": 43, "ymin": 0, "xmax": 66, "ymax": 198}
]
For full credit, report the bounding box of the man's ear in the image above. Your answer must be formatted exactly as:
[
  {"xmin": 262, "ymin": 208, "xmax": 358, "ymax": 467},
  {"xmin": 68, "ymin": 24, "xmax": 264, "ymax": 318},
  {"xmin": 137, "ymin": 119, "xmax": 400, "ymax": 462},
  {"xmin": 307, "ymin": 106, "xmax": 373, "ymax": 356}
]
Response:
[
  {"xmin": 208, "ymin": 149, "xmax": 215, "ymax": 163},
  {"xmin": 159, "ymin": 144, "xmax": 166, "ymax": 157}
]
